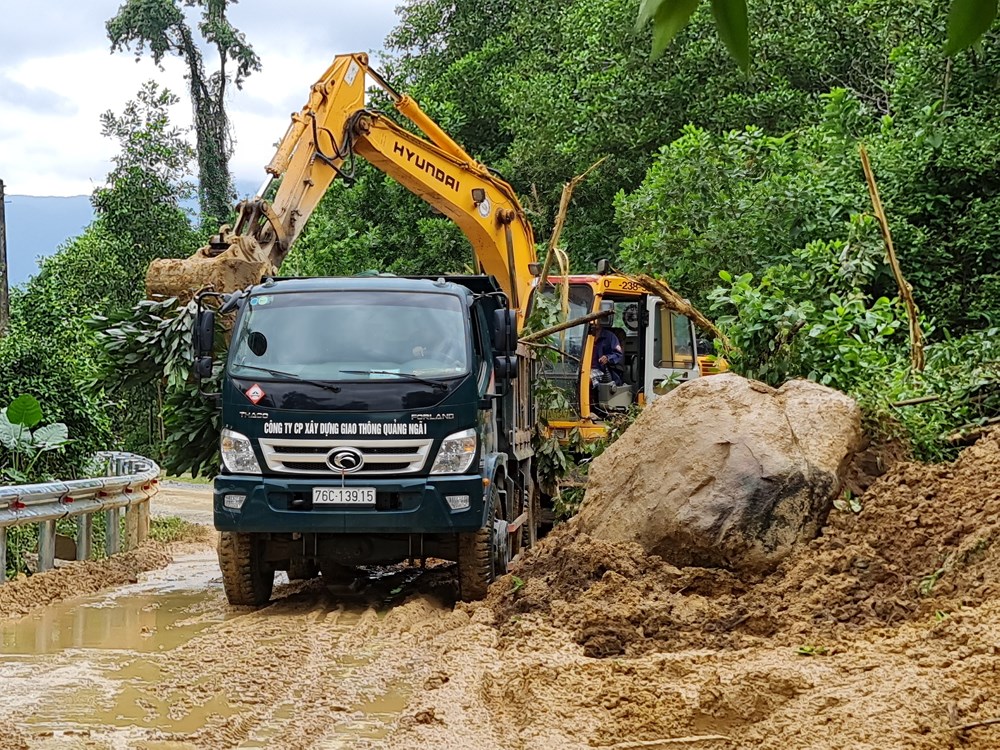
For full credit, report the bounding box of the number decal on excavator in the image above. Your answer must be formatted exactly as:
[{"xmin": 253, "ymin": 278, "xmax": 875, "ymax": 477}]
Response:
[{"xmin": 345, "ymin": 61, "xmax": 360, "ymax": 85}]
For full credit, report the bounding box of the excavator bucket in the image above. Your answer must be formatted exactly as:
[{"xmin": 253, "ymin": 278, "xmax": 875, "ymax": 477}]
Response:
[
  {"xmin": 145, "ymin": 249, "xmax": 269, "ymax": 302},
  {"xmin": 145, "ymin": 219, "xmax": 277, "ymax": 302}
]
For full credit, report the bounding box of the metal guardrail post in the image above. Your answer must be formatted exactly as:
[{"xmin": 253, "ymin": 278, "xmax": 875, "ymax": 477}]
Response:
[
  {"xmin": 106, "ymin": 508, "xmax": 120, "ymax": 556},
  {"xmin": 76, "ymin": 513, "xmax": 92, "ymax": 561},
  {"xmin": 38, "ymin": 520, "xmax": 56, "ymax": 572},
  {"xmin": 0, "ymin": 528, "xmax": 6, "ymax": 583},
  {"xmin": 125, "ymin": 504, "xmax": 140, "ymax": 551}
]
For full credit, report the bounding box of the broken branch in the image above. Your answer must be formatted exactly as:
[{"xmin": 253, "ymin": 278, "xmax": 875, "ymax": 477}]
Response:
[
  {"xmin": 538, "ymin": 156, "xmax": 608, "ymax": 289},
  {"xmin": 860, "ymin": 145, "xmax": 924, "ymax": 372},
  {"xmin": 627, "ymin": 271, "xmax": 732, "ymax": 353},
  {"xmin": 520, "ymin": 310, "xmax": 610, "ymax": 343}
]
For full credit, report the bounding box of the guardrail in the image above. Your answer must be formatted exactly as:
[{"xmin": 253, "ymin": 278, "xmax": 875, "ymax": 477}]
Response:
[{"xmin": 0, "ymin": 452, "xmax": 160, "ymax": 584}]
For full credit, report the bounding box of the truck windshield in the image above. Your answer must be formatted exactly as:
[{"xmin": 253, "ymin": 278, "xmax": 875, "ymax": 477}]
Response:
[{"xmin": 228, "ymin": 291, "xmax": 469, "ymax": 382}]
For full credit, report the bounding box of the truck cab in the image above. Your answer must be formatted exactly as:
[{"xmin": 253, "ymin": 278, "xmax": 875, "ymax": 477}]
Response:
[{"xmin": 198, "ymin": 275, "xmax": 534, "ymax": 604}]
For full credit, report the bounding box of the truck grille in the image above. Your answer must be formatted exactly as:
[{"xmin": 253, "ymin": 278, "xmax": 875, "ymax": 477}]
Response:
[{"xmin": 258, "ymin": 437, "xmax": 433, "ymax": 476}]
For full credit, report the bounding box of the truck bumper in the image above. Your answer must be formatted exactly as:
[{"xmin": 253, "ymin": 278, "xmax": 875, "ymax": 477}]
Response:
[{"xmin": 213, "ymin": 474, "xmax": 486, "ymax": 534}]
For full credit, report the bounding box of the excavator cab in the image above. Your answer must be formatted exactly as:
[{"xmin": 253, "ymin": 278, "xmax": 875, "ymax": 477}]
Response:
[{"xmin": 529, "ymin": 265, "xmax": 705, "ymax": 443}]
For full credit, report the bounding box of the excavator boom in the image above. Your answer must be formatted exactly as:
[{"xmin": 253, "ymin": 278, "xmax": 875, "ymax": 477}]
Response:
[{"xmin": 146, "ymin": 53, "xmax": 536, "ymax": 322}]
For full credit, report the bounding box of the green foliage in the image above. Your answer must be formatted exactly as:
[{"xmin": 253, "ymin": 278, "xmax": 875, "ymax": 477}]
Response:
[
  {"xmin": 0, "ymin": 395, "xmax": 72, "ymax": 484},
  {"xmin": 92, "ymin": 81, "xmax": 198, "ymax": 276},
  {"xmin": 366, "ymin": 0, "xmax": 896, "ymax": 274},
  {"xmin": 92, "ymin": 297, "xmax": 221, "ymax": 477},
  {"xmin": 285, "ymin": 166, "xmax": 472, "ymax": 277},
  {"xmin": 708, "ymin": 235, "xmax": 904, "ymax": 390},
  {"xmin": 945, "ymin": 0, "xmax": 998, "ymax": 53},
  {"xmin": 0, "ymin": 328, "xmax": 112, "ymax": 480},
  {"xmin": 149, "ymin": 515, "xmax": 202, "ymax": 544},
  {"xmin": 107, "ymin": 0, "xmax": 260, "ymax": 225},
  {"xmin": 639, "ymin": 0, "xmax": 998, "ymax": 65}
]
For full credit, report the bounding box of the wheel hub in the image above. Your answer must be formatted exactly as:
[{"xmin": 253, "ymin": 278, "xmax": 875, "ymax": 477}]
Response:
[{"xmin": 492, "ymin": 517, "xmax": 510, "ymax": 572}]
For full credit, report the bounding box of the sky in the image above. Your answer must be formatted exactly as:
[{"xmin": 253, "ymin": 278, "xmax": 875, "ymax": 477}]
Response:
[{"xmin": 0, "ymin": 0, "xmax": 401, "ymax": 198}]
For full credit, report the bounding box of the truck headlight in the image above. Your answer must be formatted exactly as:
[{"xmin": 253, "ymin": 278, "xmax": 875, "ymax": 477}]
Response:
[
  {"xmin": 220, "ymin": 428, "xmax": 261, "ymax": 474},
  {"xmin": 430, "ymin": 428, "xmax": 477, "ymax": 475}
]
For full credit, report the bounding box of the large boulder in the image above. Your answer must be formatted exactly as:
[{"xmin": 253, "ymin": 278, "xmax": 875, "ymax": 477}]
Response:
[{"xmin": 576, "ymin": 373, "xmax": 862, "ymax": 573}]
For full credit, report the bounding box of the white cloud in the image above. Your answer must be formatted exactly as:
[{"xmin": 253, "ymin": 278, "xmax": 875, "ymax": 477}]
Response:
[{"xmin": 0, "ymin": 0, "xmax": 400, "ymax": 197}]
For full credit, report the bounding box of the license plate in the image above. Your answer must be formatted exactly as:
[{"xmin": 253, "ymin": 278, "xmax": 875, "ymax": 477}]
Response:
[{"xmin": 312, "ymin": 487, "xmax": 376, "ymax": 506}]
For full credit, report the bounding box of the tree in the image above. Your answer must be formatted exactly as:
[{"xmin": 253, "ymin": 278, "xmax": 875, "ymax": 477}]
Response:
[
  {"xmin": 91, "ymin": 80, "xmax": 198, "ymax": 302},
  {"xmin": 637, "ymin": 0, "xmax": 1000, "ymax": 70},
  {"xmin": 107, "ymin": 0, "xmax": 260, "ymax": 226}
]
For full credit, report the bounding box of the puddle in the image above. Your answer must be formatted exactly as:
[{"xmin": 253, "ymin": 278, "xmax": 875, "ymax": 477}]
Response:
[
  {"xmin": 0, "ymin": 551, "xmax": 418, "ymax": 748},
  {"xmin": 1, "ymin": 554, "xmax": 228, "ymax": 656}
]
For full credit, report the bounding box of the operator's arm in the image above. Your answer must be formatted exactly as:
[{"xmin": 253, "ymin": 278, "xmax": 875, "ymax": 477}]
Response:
[{"xmin": 597, "ymin": 331, "xmax": 623, "ymax": 366}]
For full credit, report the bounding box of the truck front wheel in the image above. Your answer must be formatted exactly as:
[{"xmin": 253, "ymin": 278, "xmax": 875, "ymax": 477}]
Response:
[
  {"xmin": 218, "ymin": 531, "xmax": 274, "ymax": 606},
  {"xmin": 458, "ymin": 485, "xmax": 509, "ymax": 601}
]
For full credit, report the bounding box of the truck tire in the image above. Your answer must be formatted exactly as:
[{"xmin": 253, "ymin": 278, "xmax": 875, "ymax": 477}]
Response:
[
  {"xmin": 218, "ymin": 531, "xmax": 274, "ymax": 606},
  {"xmin": 458, "ymin": 485, "xmax": 505, "ymax": 601}
]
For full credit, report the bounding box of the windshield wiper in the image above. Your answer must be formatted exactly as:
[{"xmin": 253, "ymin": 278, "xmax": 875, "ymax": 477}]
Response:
[
  {"xmin": 234, "ymin": 365, "xmax": 341, "ymax": 393},
  {"xmin": 339, "ymin": 369, "xmax": 449, "ymax": 391}
]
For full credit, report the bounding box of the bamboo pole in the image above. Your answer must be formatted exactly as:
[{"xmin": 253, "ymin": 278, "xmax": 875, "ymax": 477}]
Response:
[
  {"xmin": 859, "ymin": 146, "xmax": 924, "ymax": 371},
  {"xmin": 520, "ymin": 310, "xmax": 611, "ymax": 343}
]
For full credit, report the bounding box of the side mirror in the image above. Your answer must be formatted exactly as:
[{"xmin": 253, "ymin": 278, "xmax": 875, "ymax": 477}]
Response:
[
  {"xmin": 492, "ymin": 308, "xmax": 518, "ymax": 356},
  {"xmin": 195, "ymin": 310, "xmax": 216, "ymax": 358},
  {"xmin": 194, "ymin": 356, "xmax": 214, "ymax": 380},
  {"xmin": 493, "ymin": 355, "xmax": 518, "ymax": 381}
]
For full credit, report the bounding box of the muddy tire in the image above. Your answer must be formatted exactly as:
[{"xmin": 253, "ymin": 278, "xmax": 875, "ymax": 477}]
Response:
[
  {"xmin": 458, "ymin": 485, "xmax": 505, "ymax": 601},
  {"xmin": 286, "ymin": 558, "xmax": 319, "ymax": 581},
  {"xmin": 218, "ymin": 532, "xmax": 274, "ymax": 606}
]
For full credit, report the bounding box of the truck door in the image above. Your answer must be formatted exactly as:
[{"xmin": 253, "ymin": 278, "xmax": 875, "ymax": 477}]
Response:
[{"xmin": 644, "ymin": 298, "xmax": 700, "ymax": 402}]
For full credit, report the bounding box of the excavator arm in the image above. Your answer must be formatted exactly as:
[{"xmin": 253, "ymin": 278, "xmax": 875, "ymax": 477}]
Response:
[{"xmin": 146, "ymin": 53, "xmax": 537, "ymax": 320}]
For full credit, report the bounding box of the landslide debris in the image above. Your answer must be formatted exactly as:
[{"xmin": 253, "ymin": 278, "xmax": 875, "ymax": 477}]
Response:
[
  {"xmin": 383, "ymin": 431, "xmax": 1000, "ymax": 750},
  {"xmin": 488, "ymin": 429, "xmax": 1000, "ymax": 655},
  {"xmin": 578, "ymin": 374, "xmax": 862, "ymax": 573},
  {"xmin": 0, "ymin": 544, "xmax": 174, "ymax": 621}
]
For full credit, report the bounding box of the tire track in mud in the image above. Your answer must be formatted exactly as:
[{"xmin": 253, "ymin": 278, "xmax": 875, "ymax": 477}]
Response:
[{"xmin": 0, "ymin": 546, "xmax": 457, "ymax": 750}]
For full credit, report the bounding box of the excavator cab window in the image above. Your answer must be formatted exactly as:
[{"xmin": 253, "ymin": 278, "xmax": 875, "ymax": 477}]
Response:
[
  {"xmin": 529, "ymin": 283, "xmax": 594, "ymax": 419},
  {"xmin": 653, "ymin": 308, "xmax": 696, "ymax": 370}
]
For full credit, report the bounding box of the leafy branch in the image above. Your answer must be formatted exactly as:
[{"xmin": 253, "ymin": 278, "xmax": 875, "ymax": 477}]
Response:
[{"xmin": 637, "ymin": 0, "xmax": 996, "ymax": 71}]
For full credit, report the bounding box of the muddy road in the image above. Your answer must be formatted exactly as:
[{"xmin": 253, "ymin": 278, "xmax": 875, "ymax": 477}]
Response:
[
  {"xmin": 0, "ymin": 553, "xmax": 449, "ymax": 750},
  {"xmin": 0, "ymin": 486, "xmax": 455, "ymax": 750}
]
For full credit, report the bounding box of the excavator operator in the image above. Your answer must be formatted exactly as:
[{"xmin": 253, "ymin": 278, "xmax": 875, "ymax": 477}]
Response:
[{"xmin": 589, "ymin": 317, "xmax": 624, "ymax": 385}]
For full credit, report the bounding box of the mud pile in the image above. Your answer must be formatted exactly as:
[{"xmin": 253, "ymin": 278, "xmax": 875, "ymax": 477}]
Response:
[
  {"xmin": 487, "ymin": 430, "xmax": 1000, "ymax": 655},
  {"xmin": 383, "ymin": 432, "xmax": 1000, "ymax": 749},
  {"xmin": 0, "ymin": 544, "xmax": 173, "ymax": 621},
  {"xmin": 0, "ymin": 720, "xmax": 28, "ymax": 750}
]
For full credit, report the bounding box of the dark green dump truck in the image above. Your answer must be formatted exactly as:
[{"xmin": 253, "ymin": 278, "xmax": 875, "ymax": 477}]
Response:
[{"xmin": 194, "ymin": 275, "xmax": 536, "ymax": 605}]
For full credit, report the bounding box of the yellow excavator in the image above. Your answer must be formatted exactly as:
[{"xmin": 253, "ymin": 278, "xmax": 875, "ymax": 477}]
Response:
[{"xmin": 147, "ymin": 52, "xmax": 717, "ymax": 444}]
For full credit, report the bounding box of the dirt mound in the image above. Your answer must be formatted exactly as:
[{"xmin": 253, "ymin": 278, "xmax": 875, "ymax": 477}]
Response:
[
  {"xmin": 0, "ymin": 543, "xmax": 173, "ymax": 621},
  {"xmin": 749, "ymin": 429, "xmax": 1000, "ymax": 633},
  {"xmin": 489, "ymin": 430, "xmax": 1000, "ymax": 655},
  {"xmin": 0, "ymin": 720, "xmax": 28, "ymax": 750}
]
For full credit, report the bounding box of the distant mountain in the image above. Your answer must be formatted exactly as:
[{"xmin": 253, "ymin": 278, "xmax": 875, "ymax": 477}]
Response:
[
  {"xmin": 4, "ymin": 195, "xmax": 94, "ymax": 286},
  {"xmin": 3, "ymin": 179, "xmax": 266, "ymax": 287}
]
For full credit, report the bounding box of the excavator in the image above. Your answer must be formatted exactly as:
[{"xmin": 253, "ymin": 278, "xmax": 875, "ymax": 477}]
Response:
[
  {"xmin": 149, "ymin": 53, "xmax": 714, "ymax": 604},
  {"xmin": 148, "ymin": 52, "xmax": 714, "ymax": 447}
]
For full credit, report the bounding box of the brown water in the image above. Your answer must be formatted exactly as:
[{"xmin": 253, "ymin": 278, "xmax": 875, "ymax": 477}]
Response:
[{"xmin": 0, "ymin": 551, "xmax": 414, "ymax": 749}]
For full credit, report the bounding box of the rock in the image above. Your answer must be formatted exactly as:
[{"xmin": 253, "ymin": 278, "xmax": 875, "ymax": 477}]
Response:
[{"xmin": 576, "ymin": 373, "xmax": 862, "ymax": 573}]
